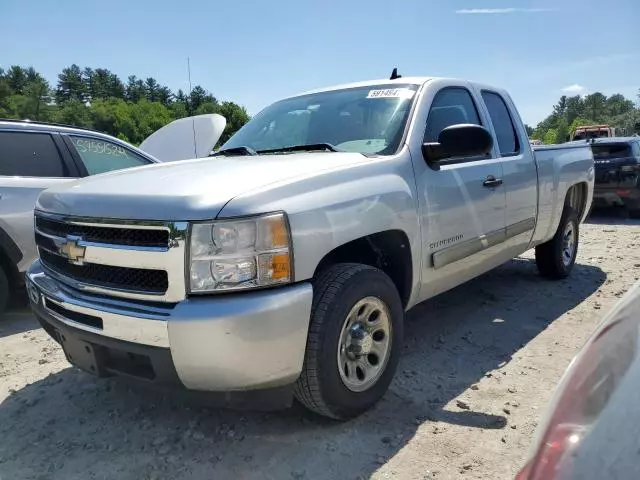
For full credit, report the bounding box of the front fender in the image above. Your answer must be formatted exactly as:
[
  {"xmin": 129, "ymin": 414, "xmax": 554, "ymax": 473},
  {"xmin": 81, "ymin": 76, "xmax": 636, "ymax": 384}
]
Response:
[{"xmin": 218, "ymin": 155, "xmax": 422, "ymax": 305}]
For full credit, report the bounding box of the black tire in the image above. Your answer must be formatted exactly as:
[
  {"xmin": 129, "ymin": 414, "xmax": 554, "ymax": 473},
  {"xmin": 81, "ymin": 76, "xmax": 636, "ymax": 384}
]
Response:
[
  {"xmin": 585, "ymin": 203, "xmax": 594, "ymax": 219},
  {"xmin": 535, "ymin": 206, "xmax": 579, "ymax": 279},
  {"xmin": 294, "ymin": 263, "xmax": 404, "ymax": 420},
  {"xmin": 0, "ymin": 265, "xmax": 9, "ymax": 316}
]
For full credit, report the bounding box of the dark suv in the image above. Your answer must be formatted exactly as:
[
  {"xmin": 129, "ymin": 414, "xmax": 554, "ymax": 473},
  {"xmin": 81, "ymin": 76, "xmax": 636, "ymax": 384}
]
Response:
[
  {"xmin": 0, "ymin": 119, "xmax": 159, "ymax": 313},
  {"xmin": 591, "ymin": 137, "xmax": 640, "ymax": 218}
]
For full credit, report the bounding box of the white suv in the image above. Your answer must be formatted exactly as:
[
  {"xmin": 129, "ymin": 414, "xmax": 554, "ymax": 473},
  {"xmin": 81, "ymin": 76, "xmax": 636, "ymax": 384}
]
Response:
[{"xmin": 0, "ymin": 120, "xmax": 160, "ymax": 313}]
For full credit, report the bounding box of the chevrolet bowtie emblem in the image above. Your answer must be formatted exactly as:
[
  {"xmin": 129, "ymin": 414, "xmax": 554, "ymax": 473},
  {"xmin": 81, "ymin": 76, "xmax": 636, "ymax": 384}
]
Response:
[{"xmin": 58, "ymin": 237, "xmax": 86, "ymax": 265}]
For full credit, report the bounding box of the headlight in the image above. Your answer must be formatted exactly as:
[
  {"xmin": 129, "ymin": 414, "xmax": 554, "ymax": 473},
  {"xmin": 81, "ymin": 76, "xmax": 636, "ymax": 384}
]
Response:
[{"xmin": 189, "ymin": 212, "xmax": 292, "ymax": 293}]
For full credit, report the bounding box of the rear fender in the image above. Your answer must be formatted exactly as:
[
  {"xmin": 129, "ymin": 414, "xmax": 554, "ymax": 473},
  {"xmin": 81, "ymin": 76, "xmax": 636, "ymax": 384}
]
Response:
[{"xmin": 531, "ymin": 146, "xmax": 594, "ymax": 245}]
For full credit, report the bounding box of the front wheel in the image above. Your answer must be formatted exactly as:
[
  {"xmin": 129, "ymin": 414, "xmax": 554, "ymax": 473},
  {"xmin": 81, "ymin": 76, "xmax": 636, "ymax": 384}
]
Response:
[
  {"xmin": 294, "ymin": 263, "xmax": 403, "ymax": 420},
  {"xmin": 535, "ymin": 206, "xmax": 579, "ymax": 279}
]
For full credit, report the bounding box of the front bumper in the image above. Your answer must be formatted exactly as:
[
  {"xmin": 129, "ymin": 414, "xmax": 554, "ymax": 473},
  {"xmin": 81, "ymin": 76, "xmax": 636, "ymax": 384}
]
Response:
[{"xmin": 26, "ymin": 261, "xmax": 313, "ymax": 392}]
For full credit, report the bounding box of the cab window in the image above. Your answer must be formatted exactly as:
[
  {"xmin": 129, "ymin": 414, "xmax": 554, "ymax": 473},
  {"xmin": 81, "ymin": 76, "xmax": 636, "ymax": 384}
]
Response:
[
  {"xmin": 481, "ymin": 91, "xmax": 520, "ymax": 156},
  {"xmin": 424, "ymin": 88, "xmax": 481, "ymax": 143}
]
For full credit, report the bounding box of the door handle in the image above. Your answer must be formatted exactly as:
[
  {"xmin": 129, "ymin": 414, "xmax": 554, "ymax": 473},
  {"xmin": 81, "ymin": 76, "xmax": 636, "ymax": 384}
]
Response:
[{"xmin": 483, "ymin": 176, "xmax": 503, "ymax": 188}]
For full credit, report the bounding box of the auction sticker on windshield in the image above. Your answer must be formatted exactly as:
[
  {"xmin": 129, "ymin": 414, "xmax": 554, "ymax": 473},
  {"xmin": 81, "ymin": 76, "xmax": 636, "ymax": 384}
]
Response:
[{"xmin": 366, "ymin": 88, "xmax": 415, "ymax": 99}]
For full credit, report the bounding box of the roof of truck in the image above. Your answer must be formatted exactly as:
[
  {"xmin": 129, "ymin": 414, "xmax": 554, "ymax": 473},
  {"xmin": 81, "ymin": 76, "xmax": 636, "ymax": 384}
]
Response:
[
  {"xmin": 293, "ymin": 76, "xmax": 435, "ymax": 97},
  {"xmin": 290, "ymin": 76, "xmax": 513, "ymax": 101}
]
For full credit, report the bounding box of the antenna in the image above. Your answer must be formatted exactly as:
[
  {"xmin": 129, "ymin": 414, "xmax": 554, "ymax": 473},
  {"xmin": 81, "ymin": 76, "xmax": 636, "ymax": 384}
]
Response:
[
  {"xmin": 390, "ymin": 68, "xmax": 402, "ymax": 80},
  {"xmin": 187, "ymin": 57, "xmax": 197, "ymax": 158}
]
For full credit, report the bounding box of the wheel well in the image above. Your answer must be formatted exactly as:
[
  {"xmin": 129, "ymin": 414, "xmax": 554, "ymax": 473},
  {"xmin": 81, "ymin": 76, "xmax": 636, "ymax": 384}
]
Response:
[
  {"xmin": 0, "ymin": 247, "xmax": 19, "ymax": 292},
  {"xmin": 565, "ymin": 182, "xmax": 588, "ymax": 219},
  {"xmin": 313, "ymin": 230, "xmax": 412, "ymax": 308}
]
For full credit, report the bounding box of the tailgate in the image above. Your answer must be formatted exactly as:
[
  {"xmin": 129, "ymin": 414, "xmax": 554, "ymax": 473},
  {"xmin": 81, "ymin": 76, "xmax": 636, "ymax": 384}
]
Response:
[{"xmin": 592, "ymin": 143, "xmax": 638, "ymax": 189}]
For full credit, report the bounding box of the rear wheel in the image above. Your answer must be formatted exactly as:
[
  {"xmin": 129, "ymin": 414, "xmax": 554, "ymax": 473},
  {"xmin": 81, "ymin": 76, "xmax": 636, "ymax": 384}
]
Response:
[
  {"xmin": 535, "ymin": 206, "xmax": 579, "ymax": 279},
  {"xmin": 294, "ymin": 263, "xmax": 403, "ymax": 420}
]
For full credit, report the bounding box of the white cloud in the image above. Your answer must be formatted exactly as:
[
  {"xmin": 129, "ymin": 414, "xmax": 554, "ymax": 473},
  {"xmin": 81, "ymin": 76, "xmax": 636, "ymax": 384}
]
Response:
[
  {"xmin": 455, "ymin": 8, "xmax": 557, "ymax": 14},
  {"xmin": 561, "ymin": 84, "xmax": 586, "ymax": 94}
]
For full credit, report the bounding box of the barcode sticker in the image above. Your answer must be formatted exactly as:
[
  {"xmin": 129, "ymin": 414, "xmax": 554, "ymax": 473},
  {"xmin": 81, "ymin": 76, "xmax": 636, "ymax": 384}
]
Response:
[{"xmin": 366, "ymin": 88, "xmax": 415, "ymax": 99}]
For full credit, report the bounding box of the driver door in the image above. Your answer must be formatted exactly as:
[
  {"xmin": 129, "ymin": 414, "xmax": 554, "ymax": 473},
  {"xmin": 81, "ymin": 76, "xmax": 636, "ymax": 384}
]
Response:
[{"xmin": 411, "ymin": 84, "xmax": 506, "ymax": 300}]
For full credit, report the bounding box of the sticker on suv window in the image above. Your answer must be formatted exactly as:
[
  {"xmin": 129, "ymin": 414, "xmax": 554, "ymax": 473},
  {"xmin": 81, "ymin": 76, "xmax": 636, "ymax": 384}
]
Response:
[{"xmin": 366, "ymin": 88, "xmax": 415, "ymax": 99}]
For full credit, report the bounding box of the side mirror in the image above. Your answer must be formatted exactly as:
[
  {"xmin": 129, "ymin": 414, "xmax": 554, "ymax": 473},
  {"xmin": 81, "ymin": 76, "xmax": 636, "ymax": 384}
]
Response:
[{"xmin": 422, "ymin": 124, "xmax": 494, "ymax": 164}]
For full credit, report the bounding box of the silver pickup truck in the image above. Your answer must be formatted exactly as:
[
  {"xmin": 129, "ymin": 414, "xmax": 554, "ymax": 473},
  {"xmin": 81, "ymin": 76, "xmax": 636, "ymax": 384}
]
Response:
[{"xmin": 26, "ymin": 76, "xmax": 594, "ymax": 420}]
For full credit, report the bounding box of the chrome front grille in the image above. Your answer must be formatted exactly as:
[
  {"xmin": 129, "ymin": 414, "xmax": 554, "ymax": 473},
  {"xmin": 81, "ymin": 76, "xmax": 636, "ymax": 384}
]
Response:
[
  {"xmin": 35, "ymin": 216, "xmax": 170, "ymax": 248},
  {"xmin": 38, "ymin": 249, "xmax": 169, "ymax": 293},
  {"xmin": 34, "ymin": 212, "xmax": 188, "ymax": 303}
]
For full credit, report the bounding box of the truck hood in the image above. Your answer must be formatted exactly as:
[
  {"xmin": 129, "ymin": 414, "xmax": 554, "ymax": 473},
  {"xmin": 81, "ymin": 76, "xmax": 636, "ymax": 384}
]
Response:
[{"xmin": 36, "ymin": 152, "xmax": 370, "ymax": 221}]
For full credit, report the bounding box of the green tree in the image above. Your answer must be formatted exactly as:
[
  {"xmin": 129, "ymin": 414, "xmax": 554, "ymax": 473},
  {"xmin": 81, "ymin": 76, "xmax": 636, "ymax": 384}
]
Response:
[
  {"xmin": 534, "ymin": 90, "xmax": 639, "ymax": 142},
  {"xmin": 6, "ymin": 65, "xmax": 29, "ymax": 94},
  {"xmin": 169, "ymin": 101, "xmax": 188, "ymax": 119},
  {"xmin": 554, "ymin": 117, "xmax": 569, "ymax": 143},
  {"xmin": 611, "ymin": 110, "xmax": 640, "ymax": 136},
  {"xmin": 2, "ymin": 64, "xmax": 251, "ymax": 146},
  {"xmin": 84, "ymin": 68, "xmax": 125, "ymax": 101},
  {"xmin": 189, "ymin": 86, "xmax": 216, "ymax": 113},
  {"xmin": 0, "ymin": 74, "xmax": 12, "ymax": 116},
  {"xmin": 56, "ymin": 64, "xmax": 86, "ymax": 103},
  {"xmin": 583, "ymin": 92, "xmax": 608, "ymax": 123},
  {"xmin": 144, "ymin": 77, "xmax": 160, "ymax": 102},
  {"xmin": 157, "ymin": 86, "xmax": 173, "ymax": 106},
  {"xmin": 565, "ymin": 95, "xmax": 585, "ymax": 125},
  {"xmin": 129, "ymin": 100, "xmax": 173, "ymax": 144},
  {"xmin": 542, "ymin": 128, "xmax": 557, "ymax": 145},
  {"xmin": 90, "ymin": 98, "xmax": 135, "ymax": 139},
  {"xmin": 23, "ymin": 78, "xmax": 53, "ymax": 120},
  {"xmin": 53, "ymin": 99, "xmax": 92, "ymax": 127},
  {"xmin": 606, "ymin": 93, "xmax": 635, "ymax": 117},
  {"xmin": 126, "ymin": 75, "xmax": 146, "ymax": 102},
  {"xmin": 553, "ymin": 95, "xmax": 568, "ymax": 117},
  {"xmin": 524, "ymin": 124, "xmax": 534, "ymax": 136},
  {"xmin": 194, "ymin": 102, "xmax": 219, "ymax": 115}
]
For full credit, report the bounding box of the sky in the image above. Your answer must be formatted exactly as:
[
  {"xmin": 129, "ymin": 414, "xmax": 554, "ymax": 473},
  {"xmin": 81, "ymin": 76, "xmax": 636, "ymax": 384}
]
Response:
[{"xmin": 2, "ymin": 0, "xmax": 638, "ymax": 126}]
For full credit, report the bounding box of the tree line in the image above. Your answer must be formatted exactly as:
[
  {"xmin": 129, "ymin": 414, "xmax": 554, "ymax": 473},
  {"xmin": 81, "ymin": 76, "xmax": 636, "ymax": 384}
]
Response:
[
  {"xmin": 0, "ymin": 65, "xmax": 250, "ymax": 146},
  {"xmin": 529, "ymin": 90, "xmax": 640, "ymax": 144}
]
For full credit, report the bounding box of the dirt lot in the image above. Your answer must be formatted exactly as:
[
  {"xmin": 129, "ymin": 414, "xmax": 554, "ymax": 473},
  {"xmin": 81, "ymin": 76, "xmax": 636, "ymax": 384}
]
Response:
[{"xmin": 1, "ymin": 211, "xmax": 639, "ymax": 480}]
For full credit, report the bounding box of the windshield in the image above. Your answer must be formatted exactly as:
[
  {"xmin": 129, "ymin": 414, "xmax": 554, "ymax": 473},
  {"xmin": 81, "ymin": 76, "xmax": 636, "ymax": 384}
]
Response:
[{"xmin": 220, "ymin": 84, "xmax": 419, "ymax": 156}]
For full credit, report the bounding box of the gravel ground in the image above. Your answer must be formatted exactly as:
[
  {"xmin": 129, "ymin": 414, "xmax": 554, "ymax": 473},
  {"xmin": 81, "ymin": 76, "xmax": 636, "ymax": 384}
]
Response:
[{"xmin": 1, "ymin": 210, "xmax": 639, "ymax": 480}]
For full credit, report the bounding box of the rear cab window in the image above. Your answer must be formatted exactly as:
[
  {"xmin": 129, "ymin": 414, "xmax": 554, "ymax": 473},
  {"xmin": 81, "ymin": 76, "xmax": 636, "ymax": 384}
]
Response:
[
  {"xmin": 0, "ymin": 131, "xmax": 69, "ymax": 177},
  {"xmin": 69, "ymin": 136, "xmax": 152, "ymax": 175},
  {"xmin": 481, "ymin": 91, "xmax": 520, "ymax": 156},
  {"xmin": 591, "ymin": 143, "xmax": 633, "ymax": 160}
]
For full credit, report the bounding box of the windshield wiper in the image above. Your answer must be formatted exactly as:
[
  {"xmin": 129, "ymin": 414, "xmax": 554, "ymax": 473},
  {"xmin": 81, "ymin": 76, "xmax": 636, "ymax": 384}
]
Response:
[
  {"xmin": 256, "ymin": 143, "xmax": 342, "ymax": 154},
  {"xmin": 211, "ymin": 146, "xmax": 257, "ymax": 157}
]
